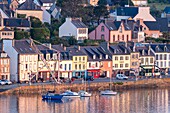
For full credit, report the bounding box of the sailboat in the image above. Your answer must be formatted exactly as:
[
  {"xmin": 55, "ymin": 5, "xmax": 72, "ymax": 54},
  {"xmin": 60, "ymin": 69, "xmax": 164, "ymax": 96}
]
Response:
[
  {"xmin": 100, "ymin": 75, "xmax": 117, "ymax": 95},
  {"xmin": 78, "ymin": 76, "xmax": 92, "ymax": 97}
]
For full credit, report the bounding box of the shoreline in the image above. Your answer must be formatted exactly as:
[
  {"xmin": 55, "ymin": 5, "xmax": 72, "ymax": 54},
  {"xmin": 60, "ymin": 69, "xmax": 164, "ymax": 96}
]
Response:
[{"xmin": 0, "ymin": 78, "xmax": 170, "ymax": 95}]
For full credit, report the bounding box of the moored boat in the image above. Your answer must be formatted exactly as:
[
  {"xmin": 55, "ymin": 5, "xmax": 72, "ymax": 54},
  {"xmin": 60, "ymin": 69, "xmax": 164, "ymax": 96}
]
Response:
[
  {"xmin": 100, "ymin": 90, "xmax": 117, "ymax": 95},
  {"xmin": 78, "ymin": 90, "xmax": 92, "ymax": 97},
  {"xmin": 42, "ymin": 91, "xmax": 63, "ymax": 100},
  {"xmin": 61, "ymin": 90, "xmax": 80, "ymax": 98}
]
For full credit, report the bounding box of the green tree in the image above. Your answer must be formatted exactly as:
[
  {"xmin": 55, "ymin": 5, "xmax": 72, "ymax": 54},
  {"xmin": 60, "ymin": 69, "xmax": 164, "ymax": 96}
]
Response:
[
  {"xmin": 68, "ymin": 36, "xmax": 77, "ymax": 45},
  {"xmin": 14, "ymin": 31, "xmax": 30, "ymax": 40},
  {"xmin": 30, "ymin": 27, "xmax": 50, "ymax": 40},
  {"xmin": 30, "ymin": 16, "xmax": 42, "ymax": 28}
]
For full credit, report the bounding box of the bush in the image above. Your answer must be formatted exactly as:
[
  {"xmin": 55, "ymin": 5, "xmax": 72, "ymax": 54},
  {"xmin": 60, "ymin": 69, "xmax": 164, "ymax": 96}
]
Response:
[{"xmin": 14, "ymin": 31, "xmax": 30, "ymax": 40}]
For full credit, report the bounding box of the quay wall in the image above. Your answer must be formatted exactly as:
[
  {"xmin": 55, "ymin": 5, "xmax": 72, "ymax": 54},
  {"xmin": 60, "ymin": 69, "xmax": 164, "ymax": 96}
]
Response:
[{"xmin": 0, "ymin": 78, "xmax": 170, "ymax": 95}]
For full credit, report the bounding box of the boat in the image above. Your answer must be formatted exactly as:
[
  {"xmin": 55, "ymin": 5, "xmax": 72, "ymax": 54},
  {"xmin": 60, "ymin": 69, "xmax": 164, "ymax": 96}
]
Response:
[
  {"xmin": 100, "ymin": 76, "xmax": 117, "ymax": 95},
  {"xmin": 78, "ymin": 90, "xmax": 92, "ymax": 97},
  {"xmin": 61, "ymin": 90, "xmax": 80, "ymax": 98},
  {"xmin": 42, "ymin": 91, "xmax": 63, "ymax": 100},
  {"xmin": 100, "ymin": 90, "xmax": 117, "ymax": 95}
]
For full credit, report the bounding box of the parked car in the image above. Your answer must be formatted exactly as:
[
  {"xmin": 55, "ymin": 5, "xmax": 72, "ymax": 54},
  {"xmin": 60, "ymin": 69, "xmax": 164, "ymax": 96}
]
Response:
[
  {"xmin": 84, "ymin": 76, "xmax": 94, "ymax": 81},
  {"xmin": 1, "ymin": 80, "xmax": 12, "ymax": 85},
  {"xmin": 0, "ymin": 80, "xmax": 6, "ymax": 85},
  {"xmin": 116, "ymin": 74, "xmax": 128, "ymax": 80}
]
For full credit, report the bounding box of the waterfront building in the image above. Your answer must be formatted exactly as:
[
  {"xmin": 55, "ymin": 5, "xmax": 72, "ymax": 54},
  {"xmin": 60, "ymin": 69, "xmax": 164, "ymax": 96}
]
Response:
[
  {"xmin": 52, "ymin": 45, "xmax": 72, "ymax": 79},
  {"xmin": 0, "ymin": 44, "xmax": 10, "ymax": 80},
  {"xmin": 37, "ymin": 44, "xmax": 59, "ymax": 81},
  {"xmin": 149, "ymin": 44, "xmax": 170, "ymax": 75},
  {"xmin": 3, "ymin": 39, "xmax": 38, "ymax": 82},
  {"xmin": 59, "ymin": 18, "xmax": 88, "ymax": 43},
  {"xmin": 0, "ymin": 27, "xmax": 14, "ymax": 40},
  {"xmin": 66, "ymin": 46, "xmax": 88, "ymax": 78}
]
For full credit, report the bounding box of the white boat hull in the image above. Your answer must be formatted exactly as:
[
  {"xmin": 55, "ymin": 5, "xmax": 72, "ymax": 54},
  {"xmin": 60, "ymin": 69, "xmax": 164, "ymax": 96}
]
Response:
[
  {"xmin": 62, "ymin": 95, "xmax": 80, "ymax": 98},
  {"xmin": 100, "ymin": 90, "xmax": 117, "ymax": 95},
  {"xmin": 78, "ymin": 90, "xmax": 92, "ymax": 97}
]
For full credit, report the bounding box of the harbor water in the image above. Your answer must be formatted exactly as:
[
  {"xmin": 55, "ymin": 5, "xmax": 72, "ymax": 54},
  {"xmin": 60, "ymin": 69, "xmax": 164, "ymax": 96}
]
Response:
[{"xmin": 0, "ymin": 88, "xmax": 170, "ymax": 113}]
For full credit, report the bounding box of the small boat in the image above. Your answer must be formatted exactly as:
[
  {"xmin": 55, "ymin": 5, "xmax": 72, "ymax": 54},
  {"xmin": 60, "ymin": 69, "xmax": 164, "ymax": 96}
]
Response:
[
  {"xmin": 61, "ymin": 90, "xmax": 80, "ymax": 98},
  {"xmin": 78, "ymin": 90, "xmax": 92, "ymax": 97},
  {"xmin": 100, "ymin": 90, "xmax": 117, "ymax": 95},
  {"xmin": 42, "ymin": 91, "xmax": 63, "ymax": 100}
]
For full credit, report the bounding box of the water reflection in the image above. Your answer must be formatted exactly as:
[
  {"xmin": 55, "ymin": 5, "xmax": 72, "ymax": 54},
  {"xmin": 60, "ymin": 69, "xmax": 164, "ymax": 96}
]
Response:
[{"xmin": 0, "ymin": 89, "xmax": 169, "ymax": 113}]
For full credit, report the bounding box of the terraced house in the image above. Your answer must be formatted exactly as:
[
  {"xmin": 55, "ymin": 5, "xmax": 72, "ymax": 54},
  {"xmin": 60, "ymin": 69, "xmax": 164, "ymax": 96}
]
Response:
[{"xmin": 67, "ymin": 46, "xmax": 87, "ymax": 78}]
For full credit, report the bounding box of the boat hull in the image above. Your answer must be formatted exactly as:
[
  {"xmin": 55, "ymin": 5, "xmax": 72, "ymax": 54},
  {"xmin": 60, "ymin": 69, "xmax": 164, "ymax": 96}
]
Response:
[
  {"xmin": 100, "ymin": 91, "xmax": 117, "ymax": 95},
  {"xmin": 42, "ymin": 95, "xmax": 63, "ymax": 100},
  {"xmin": 62, "ymin": 95, "xmax": 80, "ymax": 98}
]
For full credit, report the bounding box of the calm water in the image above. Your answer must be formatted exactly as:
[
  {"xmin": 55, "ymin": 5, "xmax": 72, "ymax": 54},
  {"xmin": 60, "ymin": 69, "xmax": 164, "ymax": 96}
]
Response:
[{"xmin": 0, "ymin": 88, "xmax": 170, "ymax": 113}]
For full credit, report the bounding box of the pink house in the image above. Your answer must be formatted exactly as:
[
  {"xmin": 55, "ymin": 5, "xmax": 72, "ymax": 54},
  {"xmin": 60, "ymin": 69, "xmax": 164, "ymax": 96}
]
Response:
[
  {"xmin": 89, "ymin": 22, "xmax": 110, "ymax": 41},
  {"xmin": 89, "ymin": 21, "xmax": 132, "ymax": 43}
]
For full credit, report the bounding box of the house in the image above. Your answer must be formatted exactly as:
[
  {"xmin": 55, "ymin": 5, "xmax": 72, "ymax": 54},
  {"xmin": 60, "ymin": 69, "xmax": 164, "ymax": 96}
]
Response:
[
  {"xmin": 3, "ymin": 39, "xmax": 38, "ymax": 83},
  {"xmin": 0, "ymin": 43, "xmax": 10, "ymax": 80},
  {"xmin": 114, "ymin": 6, "xmax": 156, "ymax": 21},
  {"xmin": 131, "ymin": 0, "xmax": 148, "ymax": 6},
  {"xmin": 88, "ymin": 0, "xmax": 99, "ymax": 6},
  {"xmin": 149, "ymin": 44, "xmax": 170, "ymax": 75},
  {"xmin": 66, "ymin": 46, "xmax": 88, "ymax": 78},
  {"xmin": 59, "ymin": 18, "xmax": 88, "ymax": 43},
  {"xmin": 36, "ymin": 0, "xmax": 56, "ymax": 10},
  {"xmin": 89, "ymin": 20, "xmax": 145, "ymax": 43},
  {"xmin": 16, "ymin": 0, "xmax": 25, "ymax": 4},
  {"xmin": 49, "ymin": 4, "xmax": 61, "ymax": 20},
  {"xmin": 0, "ymin": 27, "xmax": 14, "ymax": 39},
  {"xmin": 16, "ymin": 0, "xmax": 51, "ymax": 24},
  {"xmin": 81, "ymin": 46, "xmax": 101, "ymax": 78},
  {"xmin": 52, "ymin": 44, "xmax": 73, "ymax": 79},
  {"xmin": 37, "ymin": 44, "xmax": 59, "ymax": 81}
]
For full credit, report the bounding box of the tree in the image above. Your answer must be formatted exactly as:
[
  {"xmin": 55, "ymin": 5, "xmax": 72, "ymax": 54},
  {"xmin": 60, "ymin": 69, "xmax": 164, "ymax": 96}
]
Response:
[
  {"xmin": 14, "ymin": 31, "xmax": 30, "ymax": 40},
  {"xmin": 68, "ymin": 36, "xmax": 77, "ymax": 45},
  {"xmin": 30, "ymin": 27, "xmax": 50, "ymax": 40},
  {"xmin": 98, "ymin": 0, "xmax": 107, "ymax": 6},
  {"xmin": 30, "ymin": 16, "xmax": 42, "ymax": 28}
]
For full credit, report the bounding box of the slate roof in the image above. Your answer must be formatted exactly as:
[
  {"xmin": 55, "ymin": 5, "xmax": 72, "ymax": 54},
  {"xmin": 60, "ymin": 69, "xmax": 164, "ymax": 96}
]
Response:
[
  {"xmin": 13, "ymin": 39, "xmax": 37, "ymax": 54},
  {"xmin": 116, "ymin": 7, "xmax": 138, "ymax": 18},
  {"xmin": 3, "ymin": 18, "xmax": 30, "ymax": 27},
  {"xmin": 149, "ymin": 44, "xmax": 170, "ymax": 53},
  {"xmin": 71, "ymin": 19, "xmax": 87, "ymax": 28},
  {"xmin": 143, "ymin": 21, "xmax": 160, "ymax": 30},
  {"xmin": 66, "ymin": 46, "xmax": 86, "ymax": 56},
  {"xmin": 109, "ymin": 44, "xmax": 131, "ymax": 55},
  {"xmin": 156, "ymin": 18, "xmax": 169, "ymax": 32},
  {"xmin": 164, "ymin": 7, "xmax": 170, "ymax": 14},
  {"xmin": 17, "ymin": 0, "xmax": 42, "ymax": 10}
]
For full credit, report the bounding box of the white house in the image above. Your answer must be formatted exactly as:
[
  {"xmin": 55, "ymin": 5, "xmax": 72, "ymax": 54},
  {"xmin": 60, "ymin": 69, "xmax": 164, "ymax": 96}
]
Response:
[
  {"xmin": 59, "ymin": 18, "xmax": 88, "ymax": 43},
  {"xmin": 36, "ymin": 0, "xmax": 56, "ymax": 10},
  {"xmin": 3, "ymin": 39, "xmax": 38, "ymax": 82}
]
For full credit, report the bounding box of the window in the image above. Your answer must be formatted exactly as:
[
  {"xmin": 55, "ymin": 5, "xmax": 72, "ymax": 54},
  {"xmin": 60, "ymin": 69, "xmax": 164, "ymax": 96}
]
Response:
[
  {"xmin": 113, "ymin": 35, "xmax": 115, "ymax": 41},
  {"xmin": 160, "ymin": 54, "xmax": 162, "ymax": 60},
  {"xmin": 89, "ymin": 63, "xmax": 91, "ymax": 67},
  {"xmin": 161, "ymin": 62, "xmax": 163, "ymax": 67},
  {"xmin": 101, "ymin": 26, "xmax": 104, "ymax": 31},
  {"xmin": 125, "ymin": 63, "xmax": 128, "ymax": 67},
  {"xmin": 79, "ymin": 57, "xmax": 81, "ymax": 61},
  {"xmin": 29, "ymin": 64, "xmax": 32, "ymax": 70},
  {"xmin": 115, "ymin": 64, "xmax": 118, "ymax": 68},
  {"xmin": 164, "ymin": 54, "xmax": 167, "ymax": 60},
  {"xmin": 65, "ymin": 64, "xmax": 67, "ymax": 70},
  {"xmin": 164, "ymin": 61, "xmax": 166, "ymax": 67},
  {"xmin": 122, "ymin": 35, "xmax": 124, "ymax": 40},
  {"xmin": 120, "ymin": 56, "xmax": 123, "ymax": 60},
  {"xmin": 150, "ymin": 58, "xmax": 153, "ymax": 63},
  {"xmin": 101, "ymin": 34, "xmax": 104, "ymax": 40},
  {"xmin": 115, "ymin": 57, "xmax": 118, "ymax": 60},
  {"xmin": 75, "ymin": 57, "xmax": 77, "ymax": 61},
  {"xmin": 127, "ymin": 35, "xmax": 129, "ymax": 41},
  {"xmin": 69, "ymin": 64, "xmax": 71, "ymax": 70},
  {"xmin": 118, "ymin": 35, "xmax": 120, "ymax": 40},
  {"xmin": 156, "ymin": 55, "xmax": 158, "ymax": 60},
  {"xmin": 120, "ymin": 64, "xmax": 123, "ymax": 68},
  {"xmin": 79, "ymin": 64, "xmax": 81, "ymax": 69},
  {"xmin": 25, "ymin": 64, "xmax": 28, "ymax": 70},
  {"xmin": 75, "ymin": 64, "xmax": 77, "ymax": 69},
  {"xmin": 146, "ymin": 58, "xmax": 148, "ymax": 63},
  {"xmin": 132, "ymin": 55, "xmax": 135, "ymax": 58},
  {"xmin": 169, "ymin": 61, "xmax": 170, "ymax": 66},
  {"xmin": 125, "ymin": 56, "xmax": 129, "ymax": 60},
  {"xmin": 96, "ymin": 62, "xmax": 98, "ymax": 67},
  {"xmin": 83, "ymin": 64, "xmax": 85, "ymax": 69},
  {"xmin": 141, "ymin": 58, "xmax": 144, "ymax": 64},
  {"xmin": 83, "ymin": 57, "xmax": 85, "ymax": 61},
  {"xmin": 136, "ymin": 54, "xmax": 138, "ymax": 59}
]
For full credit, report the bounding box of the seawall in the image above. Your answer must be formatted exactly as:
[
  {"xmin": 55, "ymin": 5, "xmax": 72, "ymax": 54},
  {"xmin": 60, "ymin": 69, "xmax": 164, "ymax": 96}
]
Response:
[{"xmin": 0, "ymin": 78, "xmax": 170, "ymax": 95}]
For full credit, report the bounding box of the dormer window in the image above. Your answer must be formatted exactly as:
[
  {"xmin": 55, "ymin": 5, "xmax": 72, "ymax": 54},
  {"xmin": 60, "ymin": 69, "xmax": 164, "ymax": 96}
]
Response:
[
  {"xmin": 93, "ymin": 55, "xmax": 96, "ymax": 59},
  {"xmin": 142, "ymin": 49, "xmax": 145, "ymax": 55},
  {"xmin": 105, "ymin": 55, "xmax": 108, "ymax": 59},
  {"xmin": 119, "ymin": 25, "xmax": 122, "ymax": 33},
  {"xmin": 100, "ymin": 55, "xmax": 102, "ymax": 59},
  {"xmin": 164, "ymin": 46, "xmax": 167, "ymax": 52}
]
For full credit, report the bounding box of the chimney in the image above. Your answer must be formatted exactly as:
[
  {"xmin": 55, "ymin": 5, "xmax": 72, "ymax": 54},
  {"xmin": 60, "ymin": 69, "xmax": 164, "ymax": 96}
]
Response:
[
  {"xmin": 64, "ymin": 46, "xmax": 66, "ymax": 51},
  {"xmin": 142, "ymin": 49, "xmax": 144, "ymax": 55},
  {"xmin": 78, "ymin": 46, "xmax": 80, "ymax": 51},
  {"xmin": 60, "ymin": 43, "xmax": 63, "ymax": 47},
  {"xmin": 66, "ymin": 17, "xmax": 72, "ymax": 22}
]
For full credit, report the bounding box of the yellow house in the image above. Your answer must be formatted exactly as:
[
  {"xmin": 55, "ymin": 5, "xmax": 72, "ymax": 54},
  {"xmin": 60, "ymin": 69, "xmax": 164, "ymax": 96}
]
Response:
[
  {"xmin": 109, "ymin": 44, "xmax": 131, "ymax": 76},
  {"xmin": 67, "ymin": 46, "xmax": 87, "ymax": 78}
]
